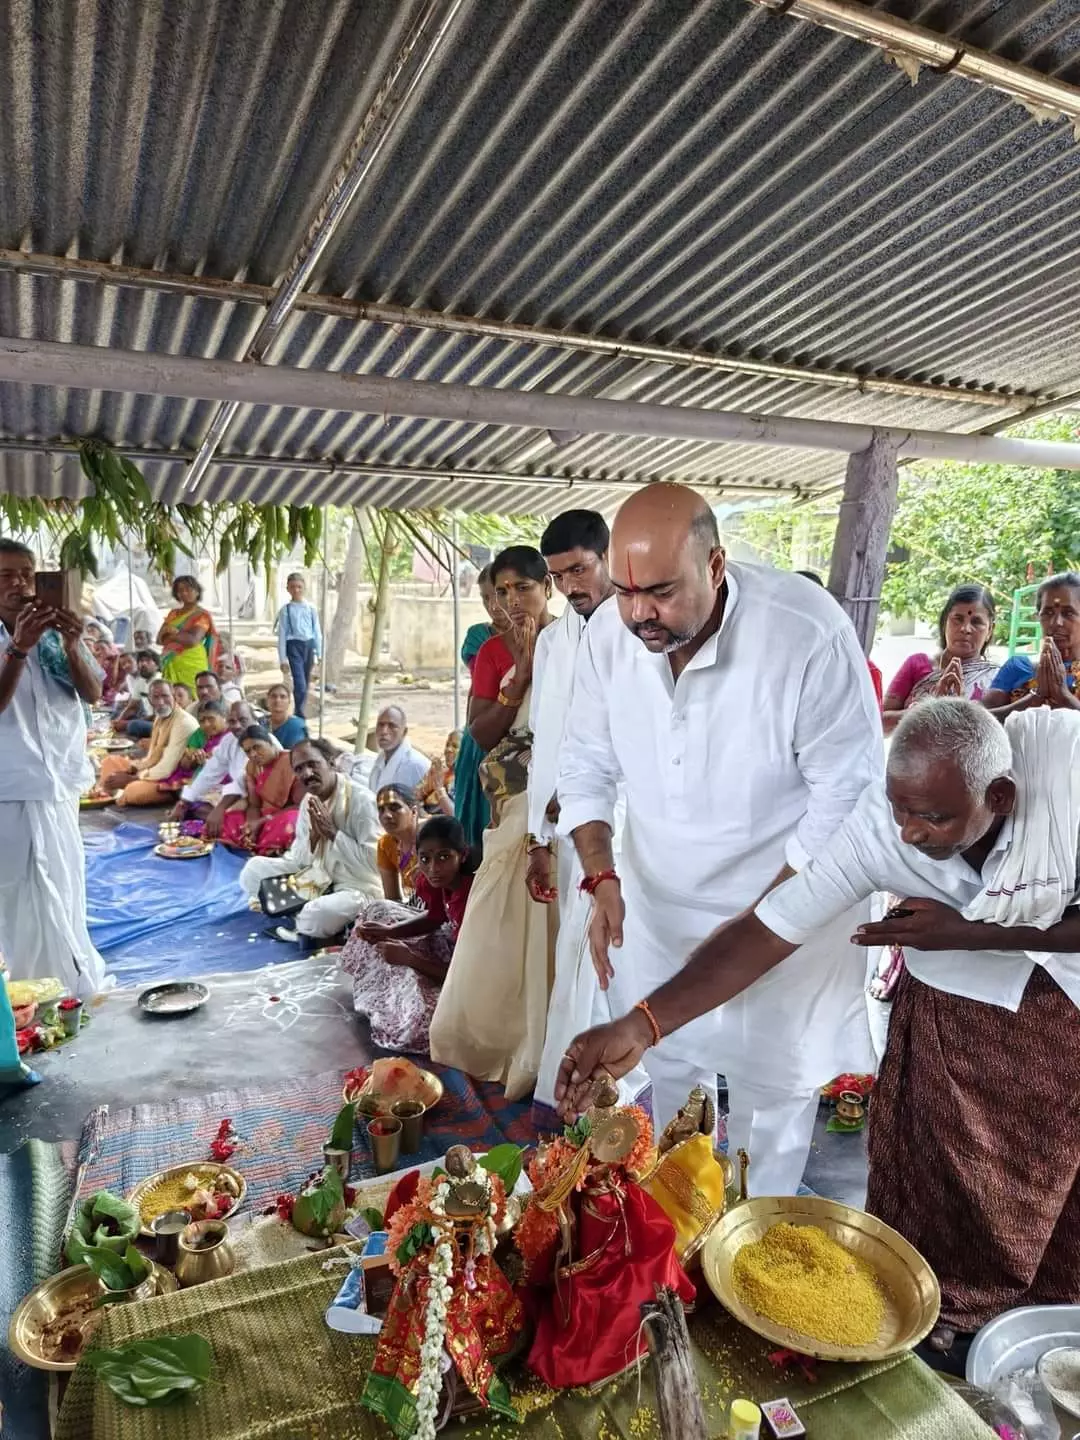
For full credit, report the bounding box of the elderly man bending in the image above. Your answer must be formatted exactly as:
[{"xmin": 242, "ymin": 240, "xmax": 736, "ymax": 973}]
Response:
[
  {"xmin": 240, "ymin": 739, "xmax": 383, "ymax": 943},
  {"xmin": 560, "ymin": 699, "xmax": 1080, "ymax": 1360}
]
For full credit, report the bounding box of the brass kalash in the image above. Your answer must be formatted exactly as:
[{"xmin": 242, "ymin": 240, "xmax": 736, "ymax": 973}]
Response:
[{"xmin": 640, "ymin": 1086, "xmax": 749, "ymax": 1268}]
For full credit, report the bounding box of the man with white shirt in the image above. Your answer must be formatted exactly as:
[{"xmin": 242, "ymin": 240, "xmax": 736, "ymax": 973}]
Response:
[
  {"xmin": 240, "ymin": 738, "xmax": 382, "ymax": 941},
  {"xmin": 0, "ymin": 539, "xmax": 107, "ymax": 998},
  {"xmin": 170, "ymin": 699, "xmax": 260, "ymax": 834},
  {"xmin": 368, "ymin": 705, "xmax": 429, "ymax": 793},
  {"xmin": 559, "ymin": 699, "xmax": 1080, "ymax": 1355},
  {"xmin": 556, "ymin": 483, "xmax": 880, "ymax": 1194},
  {"xmin": 524, "ymin": 509, "xmax": 646, "ymax": 1112}
]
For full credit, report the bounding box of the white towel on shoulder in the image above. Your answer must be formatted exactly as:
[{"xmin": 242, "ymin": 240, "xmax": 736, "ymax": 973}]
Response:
[{"xmin": 963, "ymin": 706, "xmax": 1080, "ymax": 930}]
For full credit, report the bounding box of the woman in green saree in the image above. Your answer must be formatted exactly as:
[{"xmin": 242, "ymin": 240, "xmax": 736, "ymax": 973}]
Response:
[{"xmin": 157, "ymin": 575, "xmax": 221, "ymax": 691}]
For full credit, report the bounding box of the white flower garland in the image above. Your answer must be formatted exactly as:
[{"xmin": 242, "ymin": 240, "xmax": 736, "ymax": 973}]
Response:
[{"xmin": 414, "ymin": 1180, "xmax": 453, "ymax": 1440}]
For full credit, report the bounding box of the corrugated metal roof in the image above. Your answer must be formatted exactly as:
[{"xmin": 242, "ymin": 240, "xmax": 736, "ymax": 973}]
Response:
[{"xmin": 1, "ymin": 0, "xmax": 1080, "ymax": 515}]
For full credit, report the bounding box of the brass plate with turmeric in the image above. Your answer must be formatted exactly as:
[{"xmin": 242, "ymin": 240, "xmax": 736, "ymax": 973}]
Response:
[
  {"xmin": 701, "ymin": 1194, "xmax": 940, "ymax": 1362},
  {"xmin": 127, "ymin": 1161, "xmax": 247, "ymax": 1237}
]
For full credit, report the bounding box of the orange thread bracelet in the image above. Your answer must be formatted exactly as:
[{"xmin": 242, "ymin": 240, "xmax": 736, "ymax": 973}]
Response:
[{"xmin": 635, "ymin": 999, "xmax": 662, "ymax": 1047}]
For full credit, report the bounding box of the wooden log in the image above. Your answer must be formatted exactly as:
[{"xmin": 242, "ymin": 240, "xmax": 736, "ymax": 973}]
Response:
[
  {"xmin": 827, "ymin": 428, "xmax": 901, "ymax": 653},
  {"xmin": 641, "ymin": 1286, "xmax": 708, "ymax": 1440}
]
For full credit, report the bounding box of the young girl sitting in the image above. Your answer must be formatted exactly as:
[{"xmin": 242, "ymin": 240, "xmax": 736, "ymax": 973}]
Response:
[{"xmin": 339, "ymin": 815, "xmax": 476, "ymax": 1053}]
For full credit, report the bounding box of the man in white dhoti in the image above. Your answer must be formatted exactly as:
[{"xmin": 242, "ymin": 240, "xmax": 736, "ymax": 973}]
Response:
[
  {"xmin": 525, "ymin": 509, "xmax": 647, "ymax": 1111},
  {"xmin": 0, "ymin": 539, "xmax": 108, "ymax": 998},
  {"xmin": 367, "ymin": 706, "xmax": 429, "ymax": 794},
  {"xmin": 556, "ymin": 484, "xmax": 881, "ymax": 1194},
  {"xmin": 240, "ymin": 738, "xmax": 383, "ymax": 941}
]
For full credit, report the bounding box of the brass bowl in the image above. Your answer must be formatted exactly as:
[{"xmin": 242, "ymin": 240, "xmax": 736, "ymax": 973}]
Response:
[
  {"xmin": 8, "ymin": 1263, "xmax": 177, "ymax": 1371},
  {"xmin": 700, "ymin": 1194, "xmax": 940, "ymax": 1363},
  {"xmin": 128, "ymin": 1161, "xmax": 247, "ymax": 1237},
  {"xmin": 342, "ymin": 1067, "xmax": 444, "ymax": 1117}
]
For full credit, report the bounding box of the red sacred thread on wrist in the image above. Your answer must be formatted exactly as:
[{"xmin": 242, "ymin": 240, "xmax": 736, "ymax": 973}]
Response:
[
  {"xmin": 635, "ymin": 999, "xmax": 662, "ymax": 1048},
  {"xmin": 579, "ymin": 868, "xmax": 617, "ymax": 896}
]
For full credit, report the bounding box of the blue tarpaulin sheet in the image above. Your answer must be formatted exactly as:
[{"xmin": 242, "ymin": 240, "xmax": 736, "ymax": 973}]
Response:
[{"xmin": 84, "ymin": 823, "xmax": 284, "ymax": 985}]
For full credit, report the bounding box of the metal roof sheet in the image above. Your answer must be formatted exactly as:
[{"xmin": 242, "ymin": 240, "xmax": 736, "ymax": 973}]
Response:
[{"xmin": 1, "ymin": 0, "xmax": 1079, "ymax": 515}]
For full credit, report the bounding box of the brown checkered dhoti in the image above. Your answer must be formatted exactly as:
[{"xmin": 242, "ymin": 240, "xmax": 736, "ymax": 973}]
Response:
[{"xmin": 867, "ymin": 967, "xmax": 1080, "ymax": 1331}]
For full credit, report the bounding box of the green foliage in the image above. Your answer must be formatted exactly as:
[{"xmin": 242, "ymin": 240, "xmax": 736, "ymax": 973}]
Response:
[
  {"xmin": 65, "ymin": 1191, "xmax": 142, "ymax": 1265},
  {"xmin": 291, "ymin": 1166, "xmax": 345, "ymax": 1237},
  {"xmin": 0, "ymin": 440, "xmax": 323, "ymax": 580},
  {"xmin": 565, "ymin": 1114, "xmax": 592, "ymax": 1148},
  {"xmin": 359, "ymin": 1206, "xmax": 385, "ymax": 1233},
  {"xmin": 82, "ymin": 1242, "xmax": 151, "ymax": 1292},
  {"xmin": 394, "ymin": 1220, "xmax": 435, "ymax": 1269},
  {"xmin": 477, "ymin": 1144, "xmax": 523, "ymax": 1193},
  {"xmin": 83, "ymin": 1334, "xmax": 212, "ymax": 1407},
  {"xmin": 329, "ymin": 1102, "xmax": 357, "ymax": 1154}
]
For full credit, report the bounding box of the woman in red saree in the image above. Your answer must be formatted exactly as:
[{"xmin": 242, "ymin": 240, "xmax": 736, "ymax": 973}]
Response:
[{"xmin": 219, "ymin": 725, "xmax": 302, "ymax": 855}]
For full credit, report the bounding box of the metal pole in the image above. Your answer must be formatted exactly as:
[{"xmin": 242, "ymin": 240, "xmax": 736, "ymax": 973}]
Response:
[
  {"xmin": 750, "ymin": 0, "xmax": 1080, "ymax": 129},
  {"xmin": 318, "ymin": 509, "xmax": 329, "ymax": 741},
  {"xmin": 0, "ymin": 247, "xmax": 1030, "ymax": 413},
  {"xmin": 125, "ymin": 534, "xmax": 135, "ymax": 647},
  {"xmin": 7, "ymin": 336, "xmax": 1080, "ymax": 471},
  {"xmin": 450, "ymin": 516, "xmax": 461, "ymax": 732}
]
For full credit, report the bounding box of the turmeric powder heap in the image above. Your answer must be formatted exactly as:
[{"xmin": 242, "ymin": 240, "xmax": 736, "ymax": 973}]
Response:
[{"xmin": 731, "ymin": 1222, "xmax": 886, "ymax": 1346}]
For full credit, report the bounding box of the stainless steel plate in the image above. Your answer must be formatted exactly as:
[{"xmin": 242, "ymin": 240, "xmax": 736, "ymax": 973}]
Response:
[
  {"xmin": 967, "ymin": 1305, "xmax": 1080, "ymax": 1391},
  {"xmin": 138, "ymin": 981, "xmax": 210, "ymax": 1016}
]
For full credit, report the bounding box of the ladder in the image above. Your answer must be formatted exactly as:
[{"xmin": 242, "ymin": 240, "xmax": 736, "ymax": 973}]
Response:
[{"xmin": 1007, "ymin": 582, "xmax": 1042, "ymax": 657}]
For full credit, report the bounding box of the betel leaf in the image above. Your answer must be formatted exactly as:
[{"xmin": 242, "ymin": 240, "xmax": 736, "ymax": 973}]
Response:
[
  {"xmin": 83, "ymin": 1333, "xmax": 212, "ymax": 1408},
  {"xmin": 291, "ymin": 1165, "xmax": 345, "ymax": 1237},
  {"xmin": 477, "ymin": 1144, "xmax": 524, "ymax": 1194},
  {"xmin": 82, "ymin": 1242, "xmax": 151, "ymax": 1292},
  {"xmin": 360, "ymin": 1207, "xmax": 385, "ymax": 1233},
  {"xmin": 565, "ymin": 1114, "xmax": 592, "ymax": 1148},
  {"xmin": 395, "ymin": 1221, "xmax": 434, "ymax": 1269},
  {"xmin": 329, "ymin": 1102, "xmax": 356, "ymax": 1154}
]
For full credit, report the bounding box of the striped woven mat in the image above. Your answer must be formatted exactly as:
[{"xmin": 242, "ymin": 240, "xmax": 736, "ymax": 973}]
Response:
[{"xmin": 75, "ymin": 1064, "xmax": 536, "ymax": 1214}]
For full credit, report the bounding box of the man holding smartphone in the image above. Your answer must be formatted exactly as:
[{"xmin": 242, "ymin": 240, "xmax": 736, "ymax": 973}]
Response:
[{"xmin": 0, "ymin": 539, "xmax": 107, "ymax": 998}]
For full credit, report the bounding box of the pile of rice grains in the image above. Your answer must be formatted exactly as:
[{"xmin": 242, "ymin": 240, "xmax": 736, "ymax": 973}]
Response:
[{"xmin": 732, "ymin": 1222, "xmax": 886, "ymax": 1346}]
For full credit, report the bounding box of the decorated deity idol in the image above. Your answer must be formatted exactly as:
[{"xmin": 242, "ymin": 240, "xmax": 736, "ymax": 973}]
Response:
[
  {"xmin": 517, "ymin": 1080, "xmax": 696, "ymax": 1388},
  {"xmin": 362, "ymin": 1145, "xmax": 524, "ymax": 1440},
  {"xmin": 642, "ymin": 1085, "xmax": 732, "ymax": 1266}
]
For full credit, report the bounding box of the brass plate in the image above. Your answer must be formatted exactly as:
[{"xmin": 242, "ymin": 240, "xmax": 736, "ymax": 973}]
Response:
[
  {"xmin": 8, "ymin": 1262, "xmax": 177, "ymax": 1371},
  {"xmin": 153, "ymin": 841, "xmax": 214, "ymax": 860},
  {"xmin": 127, "ymin": 1161, "xmax": 247, "ymax": 1237},
  {"xmin": 79, "ymin": 794, "xmax": 113, "ymax": 808},
  {"xmin": 700, "ymin": 1194, "xmax": 940, "ymax": 1363},
  {"xmin": 342, "ymin": 1066, "xmax": 444, "ymax": 1115}
]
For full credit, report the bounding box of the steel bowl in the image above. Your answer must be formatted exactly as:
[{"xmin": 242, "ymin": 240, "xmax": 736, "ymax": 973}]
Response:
[
  {"xmin": 967, "ymin": 1305, "xmax": 1080, "ymax": 1391},
  {"xmin": 700, "ymin": 1194, "xmax": 940, "ymax": 1363}
]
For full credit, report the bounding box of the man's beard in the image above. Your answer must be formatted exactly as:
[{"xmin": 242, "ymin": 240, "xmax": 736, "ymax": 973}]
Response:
[{"xmin": 631, "ymin": 613, "xmax": 708, "ymax": 653}]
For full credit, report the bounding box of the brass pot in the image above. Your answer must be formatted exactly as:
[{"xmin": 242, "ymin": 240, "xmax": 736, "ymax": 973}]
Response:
[
  {"xmin": 101, "ymin": 1272, "xmax": 158, "ymax": 1305},
  {"xmin": 175, "ymin": 1220, "xmax": 235, "ymax": 1288}
]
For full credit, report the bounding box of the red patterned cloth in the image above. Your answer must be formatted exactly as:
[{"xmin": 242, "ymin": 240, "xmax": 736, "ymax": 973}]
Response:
[
  {"xmin": 527, "ymin": 1175, "xmax": 696, "ymax": 1388},
  {"xmin": 867, "ymin": 967, "xmax": 1080, "ymax": 1331}
]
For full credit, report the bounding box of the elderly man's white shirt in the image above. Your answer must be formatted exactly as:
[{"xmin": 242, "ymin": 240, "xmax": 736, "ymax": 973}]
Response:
[
  {"xmin": 368, "ymin": 738, "xmax": 429, "ymax": 794},
  {"xmin": 557, "ymin": 563, "xmax": 883, "ymax": 916},
  {"xmin": 756, "ymin": 786, "xmax": 1080, "ymax": 1012}
]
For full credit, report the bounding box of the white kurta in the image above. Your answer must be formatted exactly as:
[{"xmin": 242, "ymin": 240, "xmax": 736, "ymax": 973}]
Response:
[
  {"xmin": 368, "ymin": 739, "xmax": 430, "ymax": 795},
  {"xmin": 0, "ymin": 628, "xmax": 107, "ymax": 997},
  {"xmin": 557, "ymin": 569, "xmax": 882, "ymax": 1193},
  {"xmin": 529, "ymin": 606, "xmax": 647, "ymax": 1109},
  {"xmin": 239, "ymin": 774, "xmax": 382, "ymax": 937},
  {"xmin": 180, "ymin": 730, "xmax": 247, "ymax": 804}
]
